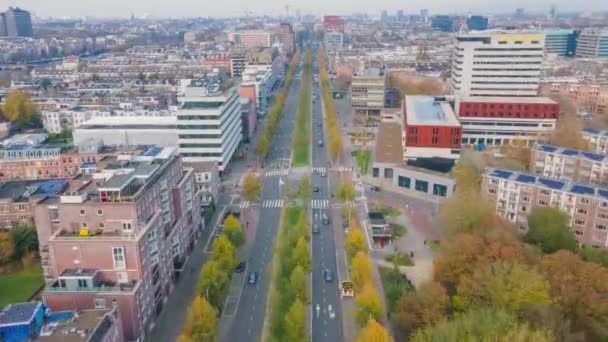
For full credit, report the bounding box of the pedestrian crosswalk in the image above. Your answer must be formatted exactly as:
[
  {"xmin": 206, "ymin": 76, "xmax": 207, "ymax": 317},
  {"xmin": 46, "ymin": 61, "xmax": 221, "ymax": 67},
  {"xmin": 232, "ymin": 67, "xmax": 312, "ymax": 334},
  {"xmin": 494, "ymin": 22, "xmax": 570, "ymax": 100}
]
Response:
[
  {"xmin": 262, "ymin": 199, "xmax": 284, "ymax": 208},
  {"xmin": 335, "ymin": 166, "xmax": 353, "ymax": 172},
  {"xmin": 311, "ymin": 199, "xmax": 330, "ymax": 209},
  {"xmin": 240, "ymin": 201, "xmax": 250, "ymax": 209},
  {"xmin": 268, "ymin": 160, "xmax": 291, "ymax": 169},
  {"xmin": 312, "ymin": 167, "xmax": 327, "ymax": 174},
  {"xmin": 265, "ymin": 169, "xmax": 290, "ymax": 177}
]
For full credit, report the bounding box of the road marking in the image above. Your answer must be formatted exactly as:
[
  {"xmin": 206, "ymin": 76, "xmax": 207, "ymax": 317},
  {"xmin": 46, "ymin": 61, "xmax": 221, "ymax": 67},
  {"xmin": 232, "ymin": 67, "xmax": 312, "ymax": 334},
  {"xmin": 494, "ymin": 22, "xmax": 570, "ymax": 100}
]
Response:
[
  {"xmin": 264, "ymin": 169, "xmax": 290, "ymax": 177},
  {"xmin": 262, "ymin": 199, "xmax": 284, "ymax": 208},
  {"xmin": 240, "ymin": 201, "xmax": 250, "ymax": 209},
  {"xmin": 311, "ymin": 199, "xmax": 330, "ymax": 209}
]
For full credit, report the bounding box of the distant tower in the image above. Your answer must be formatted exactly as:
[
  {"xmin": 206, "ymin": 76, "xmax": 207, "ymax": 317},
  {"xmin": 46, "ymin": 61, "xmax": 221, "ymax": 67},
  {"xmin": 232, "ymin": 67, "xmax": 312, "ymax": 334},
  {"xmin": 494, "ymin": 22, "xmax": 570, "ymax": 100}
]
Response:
[
  {"xmin": 549, "ymin": 4, "xmax": 558, "ymax": 19},
  {"xmin": 296, "ymin": 9, "xmax": 301, "ymax": 22},
  {"xmin": 130, "ymin": 12, "xmax": 135, "ymax": 20},
  {"xmin": 285, "ymin": 4, "xmax": 289, "ymax": 18}
]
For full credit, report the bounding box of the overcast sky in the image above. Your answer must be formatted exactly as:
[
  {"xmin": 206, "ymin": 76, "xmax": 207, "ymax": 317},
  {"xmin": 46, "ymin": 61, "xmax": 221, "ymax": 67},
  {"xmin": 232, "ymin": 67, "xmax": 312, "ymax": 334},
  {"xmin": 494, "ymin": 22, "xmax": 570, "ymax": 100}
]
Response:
[{"xmin": 5, "ymin": 0, "xmax": 607, "ymax": 18}]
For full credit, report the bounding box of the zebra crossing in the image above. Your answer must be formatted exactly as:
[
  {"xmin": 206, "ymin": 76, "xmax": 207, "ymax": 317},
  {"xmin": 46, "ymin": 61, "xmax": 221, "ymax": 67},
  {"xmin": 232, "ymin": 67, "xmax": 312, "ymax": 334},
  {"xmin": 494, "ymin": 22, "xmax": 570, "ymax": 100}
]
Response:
[
  {"xmin": 335, "ymin": 166, "xmax": 353, "ymax": 172},
  {"xmin": 311, "ymin": 199, "xmax": 330, "ymax": 209},
  {"xmin": 240, "ymin": 201, "xmax": 251, "ymax": 209},
  {"xmin": 312, "ymin": 167, "xmax": 327, "ymax": 174},
  {"xmin": 265, "ymin": 169, "xmax": 290, "ymax": 177},
  {"xmin": 262, "ymin": 199, "xmax": 284, "ymax": 208},
  {"xmin": 268, "ymin": 160, "xmax": 291, "ymax": 169}
]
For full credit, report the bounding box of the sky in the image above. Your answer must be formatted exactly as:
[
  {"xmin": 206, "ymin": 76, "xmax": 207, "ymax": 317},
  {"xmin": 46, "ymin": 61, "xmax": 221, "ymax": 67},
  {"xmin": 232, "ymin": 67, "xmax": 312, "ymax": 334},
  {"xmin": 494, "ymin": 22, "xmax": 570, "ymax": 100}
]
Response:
[{"xmin": 5, "ymin": 0, "xmax": 607, "ymax": 19}]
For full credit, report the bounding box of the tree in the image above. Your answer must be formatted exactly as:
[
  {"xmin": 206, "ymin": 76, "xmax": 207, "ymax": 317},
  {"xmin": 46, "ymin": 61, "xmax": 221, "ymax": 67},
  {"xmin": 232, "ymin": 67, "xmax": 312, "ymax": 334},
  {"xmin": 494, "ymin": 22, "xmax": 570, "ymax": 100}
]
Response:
[
  {"xmin": 411, "ymin": 308, "xmax": 553, "ymax": 342},
  {"xmin": 438, "ymin": 190, "xmax": 499, "ymax": 236},
  {"xmin": 10, "ymin": 224, "xmax": 37, "ymax": 261},
  {"xmin": 356, "ymin": 318, "xmax": 394, "ymax": 342},
  {"xmin": 355, "ymin": 283, "xmax": 384, "ymax": 326},
  {"xmin": 0, "ymin": 231, "xmax": 15, "ymax": 265},
  {"xmin": 541, "ymin": 250, "xmax": 608, "ymax": 339},
  {"xmin": 222, "ymin": 215, "xmax": 245, "ymax": 248},
  {"xmin": 453, "ymin": 261, "xmax": 551, "ymax": 315},
  {"xmin": 2, "ymin": 90, "xmax": 38, "ymax": 128},
  {"xmin": 256, "ymin": 133, "xmax": 270, "ymax": 158},
  {"xmin": 578, "ymin": 245, "xmax": 608, "ymax": 268},
  {"xmin": 210, "ymin": 234, "xmax": 236, "ymax": 270},
  {"xmin": 549, "ymin": 113, "xmax": 590, "ymax": 150},
  {"xmin": 345, "ymin": 229, "xmax": 367, "ymax": 261},
  {"xmin": 393, "ymin": 281, "xmax": 448, "ymax": 333},
  {"xmin": 351, "ymin": 251, "xmax": 373, "ymax": 293},
  {"xmin": 525, "ymin": 206, "xmax": 577, "ymax": 254},
  {"xmin": 450, "ymin": 150, "xmax": 484, "ymax": 190},
  {"xmin": 292, "ymin": 237, "xmax": 311, "ymax": 272},
  {"xmin": 242, "ymin": 173, "xmax": 261, "ymax": 201},
  {"xmin": 179, "ymin": 296, "xmax": 218, "ymax": 342},
  {"xmin": 285, "ymin": 299, "xmax": 307, "ymax": 342},
  {"xmin": 337, "ymin": 179, "xmax": 356, "ymax": 223},
  {"xmin": 290, "ymin": 265, "xmax": 307, "ymax": 302},
  {"xmin": 197, "ymin": 260, "xmax": 229, "ymax": 308}
]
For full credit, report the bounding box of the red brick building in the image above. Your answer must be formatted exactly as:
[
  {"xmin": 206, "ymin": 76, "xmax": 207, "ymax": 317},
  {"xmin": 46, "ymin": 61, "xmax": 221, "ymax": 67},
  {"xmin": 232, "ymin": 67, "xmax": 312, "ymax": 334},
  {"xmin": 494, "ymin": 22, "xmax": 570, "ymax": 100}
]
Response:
[{"xmin": 324, "ymin": 16, "xmax": 345, "ymax": 32}]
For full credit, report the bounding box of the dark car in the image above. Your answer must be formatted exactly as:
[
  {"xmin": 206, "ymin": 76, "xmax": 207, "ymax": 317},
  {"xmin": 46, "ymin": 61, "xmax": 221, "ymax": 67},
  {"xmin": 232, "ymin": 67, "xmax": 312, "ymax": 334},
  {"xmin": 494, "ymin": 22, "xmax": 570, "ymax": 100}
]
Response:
[
  {"xmin": 323, "ymin": 269, "xmax": 334, "ymax": 282},
  {"xmin": 313, "ymin": 186, "xmax": 320, "ymax": 192},
  {"xmin": 247, "ymin": 271, "xmax": 258, "ymax": 285},
  {"xmin": 235, "ymin": 261, "xmax": 246, "ymax": 273},
  {"xmin": 313, "ymin": 223, "xmax": 320, "ymax": 234}
]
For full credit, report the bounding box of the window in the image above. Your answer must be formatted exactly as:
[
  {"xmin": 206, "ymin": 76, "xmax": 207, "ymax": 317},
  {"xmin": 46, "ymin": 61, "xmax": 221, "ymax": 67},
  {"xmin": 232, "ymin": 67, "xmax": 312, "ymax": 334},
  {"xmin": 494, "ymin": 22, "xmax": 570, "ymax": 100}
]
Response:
[
  {"xmin": 384, "ymin": 168, "xmax": 393, "ymax": 179},
  {"xmin": 94, "ymin": 298, "xmax": 106, "ymax": 309},
  {"xmin": 489, "ymin": 189, "xmax": 496, "ymax": 194},
  {"xmin": 122, "ymin": 222, "xmax": 133, "ymax": 232},
  {"xmin": 540, "ymin": 190, "xmax": 550, "ymax": 195},
  {"xmin": 80, "ymin": 209, "xmax": 85, "ymax": 216},
  {"xmin": 575, "ymin": 219, "xmax": 585, "ymax": 225},
  {"xmin": 99, "ymin": 222, "xmax": 105, "ymax": 228},
  {"xmin": 597, "ymin": 224, "xmax": 607, "ymax": 231},
  {"xmin": 373, "ymin": 168, "xmax": 379, "ymax": 178},
  {"xmin": 580, "ymin": 198, "xmax": 590, "ymax": 204},
  {"xmin": 578, "ymin": 208, "xmax": 587, "ymax": 215},
  {"xmin": 77, "ymin": 279, "xmax": 88, "ymax": 288},
  {"xmin": 112, "ymin": 247, "xmax": 126, "ymax": 270},
  {"xmin": 81, "ymin": 222, "xmax": 88, "ymax": 228},
  {"xmin": 97, "ymin": 209, "xmax": 103, "ymax": 216},
  {"xmin": 398, "ymin": 176, "xmax": 411, "ymax": 189},
  {"xmin": 117, "ymin": 271, "xmax": 128, "ymax": 284},
  {"xmin": 415, "ymin": 180, "xmax": 429, "ymax": 193},
  {"xmin": 521, "ymin": 206, "xmax": 527, "ymax": 212},
  {"xmin": 575, "ymin": 230, "xmax": 583, "ymax": 236},
  {"xmin": 538, "ymin": 200, "xmax": 548, "ymax": 206},
  {"xmin": 433, "ymin": 184, "xmax": 448, "ymax": 197}
]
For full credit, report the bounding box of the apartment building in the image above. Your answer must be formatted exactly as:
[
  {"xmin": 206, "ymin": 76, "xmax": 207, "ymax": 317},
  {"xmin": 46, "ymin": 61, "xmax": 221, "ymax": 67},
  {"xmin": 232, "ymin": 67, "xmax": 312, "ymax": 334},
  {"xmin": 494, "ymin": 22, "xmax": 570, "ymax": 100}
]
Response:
[
  {"xmin": 450, "ymin": 32, "xmax": 544, "ymax": 97},
  {"xmin": 531, "ymin": 144, "xmax": 608, "ymax": 185},
  {"xmin": 35, "ymin": 147, "xmax": 201, "ymax": 341},
  {"xmin": 277, "ymin": 23, "xmax": 295, "ymax": 52},
  {"xmin": 455, "ymin": 96, "xmax": 559, "ymax": 146},
  {"xmin": 73, "ymin": 116, "xmax": 179, "ymax": 148},
  {"xmin": 576, "ymin": 28, "xmax": 608, "ymax": 58},
  {"xmin": 583, "ymin": 128, "xmax": 608, "ymax": 154},
  {"xmin": 483, "ymin": 168, "xmax": 608, "ymax": 247},
  {"xmin": 324, "ymin": 31, "xmax": 344, "ymax": 51},
  {"xmin": 229, "ymin": 30, "xmax": 274, "ymax": 48},
  {"xmin": 2, "ymin": 7, "xmax": 33, "ymax": 37},
  {"xmin": 351, "ymin": 64, "xmax": 387, "ymax": 118},
  {"xmin": 544, "ymin": 29, "xmax": 579, "ymax": 56},
  {"xmin": 241, "ymin": 47, "xmax": 282, "ymax": 117},
  {"xmin": 403, "ymin": 96, "xmax": 462, "ymax": 160},
  {"xmin": 541, "ymin": 83, "xmax": 608, "ymax": 114},
  {"xmin": 177, "ymin": 79, "xmax": 242, "ymax": 173}
]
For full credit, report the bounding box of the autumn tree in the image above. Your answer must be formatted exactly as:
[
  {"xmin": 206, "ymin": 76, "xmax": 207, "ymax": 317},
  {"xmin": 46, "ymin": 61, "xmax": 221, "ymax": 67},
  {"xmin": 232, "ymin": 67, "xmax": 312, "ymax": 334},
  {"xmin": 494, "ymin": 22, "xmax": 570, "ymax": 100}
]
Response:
[
  {"xmin": 178, "ymin": 296, "xmax": 218, "ymax": 342},
  {"xmin": 210, "ymin": 234, "xmax": 236, "ymax": 270},
  {"xmin": 450, "ymin": 150, "xmax": 485, "ymax": 190},
  {"xmin": 285, "ymin": 299, "xmax": 307, "ymax": 342},
  {"xmin": 1, "ymin": 90, "xmax": 38, "ymax": 128},
  {"xmin": 337, "ymin": 179, "xmax": 356, "ymax": 223},
  {"xmin": 549, "ymin": 113, "xmax": 590, "ymax": 150},
  {"xmin": 351, "ymin": 251, "xmax": 373, "ymax": 293},
  {"xmin": 0, "ymin": 231, "xmax": 15, "ymax": 265},
  {"xmin": 197, "ymin": 260, "xmax": 229, "ymax": 308},
  {"xmin": 298, "ymin": 175, "xmax": 311, "ymax": 200},
  {"xmin": 356, "ymin": 318, "xmax": 394, "ymax": 342},
  {"xmin": 345, "ymin": 229, "xmax": 367, "ymax": 261},
  {"xmin": 242, "ymin": 173, "xmax": 261, "ymax": 202},
  {"xmin": 438, "ymin": 190, "xmax": 499, "ymax": 237},
  {"xmin": 393, "ymin": 281, "xmax": 448, "ymax": 333},
  {"xmin": 291, "ymin": 237, "xmax": 311, "ymax": 272},
  {"xmin": 525, "ymin": 206, "xmax": 577, "ymax": 254},
  {"xmin": 355, "ymin": 283, "xmax": 384, "ymax": 326},
  {"xmin": 541, "ymin": 250, "xmax": 608, "ymax": 339},
  {"xmin": 222, "ymin": 215, "xmax": 246, "ymax": 248},
  {"xmin": 290, "ymin": 265, "xmax": 307, "ymax": 302}
]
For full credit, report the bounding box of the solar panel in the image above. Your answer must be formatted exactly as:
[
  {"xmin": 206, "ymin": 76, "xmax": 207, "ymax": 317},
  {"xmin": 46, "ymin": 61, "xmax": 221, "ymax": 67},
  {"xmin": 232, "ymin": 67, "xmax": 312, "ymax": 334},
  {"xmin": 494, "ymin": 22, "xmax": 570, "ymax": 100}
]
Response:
[
  {"xmin": 538, "ymin": 145, "xmax": 558, "ymax": 153},
  {"xmin": 515, "ymin": 174, "xmax": 536, "ymax": 184},
  {"xmin": 561, "ymin": 149, "xmax": 578, "ymax": 156},
  {"xmin": 538, "ymin": 178, "xmax": 564, "ymax": 190},
  {"xmin": 491, "ymin": 169, "xmax": 513, "ymax": 179},
  {"xmin": 582, "ymin": 152, "xmax": 605, "ymax": 162},
  {"xmin": 571, "ymin": 184, "xmax": 595, "ymax": 196}
]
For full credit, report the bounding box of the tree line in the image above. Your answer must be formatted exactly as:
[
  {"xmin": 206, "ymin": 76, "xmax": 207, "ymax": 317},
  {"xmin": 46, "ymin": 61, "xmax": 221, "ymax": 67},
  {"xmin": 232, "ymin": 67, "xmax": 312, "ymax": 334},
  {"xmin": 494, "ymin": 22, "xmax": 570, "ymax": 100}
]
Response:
[
  {"xmin": 317, "ymin": 49, "xmax": 343, "ymax": 162},
  {"xmin": 291, "ymin": 47, "xmax": 313, "ymax": 166}
]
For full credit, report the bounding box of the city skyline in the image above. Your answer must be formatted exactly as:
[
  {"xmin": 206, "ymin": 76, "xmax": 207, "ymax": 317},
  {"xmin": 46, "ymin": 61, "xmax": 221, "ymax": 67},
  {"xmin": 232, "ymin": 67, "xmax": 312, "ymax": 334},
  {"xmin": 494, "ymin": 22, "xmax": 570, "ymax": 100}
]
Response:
[{"xmin": 4, "ymin": 0, "xmax": 607, "ymax": 18}]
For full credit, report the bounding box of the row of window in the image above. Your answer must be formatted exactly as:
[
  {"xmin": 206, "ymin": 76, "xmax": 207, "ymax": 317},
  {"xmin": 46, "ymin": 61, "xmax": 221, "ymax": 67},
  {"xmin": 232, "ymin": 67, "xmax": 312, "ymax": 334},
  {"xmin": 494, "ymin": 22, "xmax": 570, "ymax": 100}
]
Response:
[
  {"xmin": 398, "ymin": 176, "xmax": 448, "ymax": 196},
  {"xmin": 463, "ymin": 103, "xmax": 557, "ymax": 110}
]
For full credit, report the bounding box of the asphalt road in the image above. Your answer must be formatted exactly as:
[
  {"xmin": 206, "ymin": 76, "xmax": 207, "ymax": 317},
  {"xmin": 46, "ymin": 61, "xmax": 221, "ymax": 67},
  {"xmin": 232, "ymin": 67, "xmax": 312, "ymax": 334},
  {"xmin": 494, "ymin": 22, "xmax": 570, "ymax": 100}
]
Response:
[
  {"xmin": 224, "ymin": 57, "xmax": 303, "ymax": 342},
  {"xmin": 310, "ymin": 51, "xmax": 344, "ymax": 342}
]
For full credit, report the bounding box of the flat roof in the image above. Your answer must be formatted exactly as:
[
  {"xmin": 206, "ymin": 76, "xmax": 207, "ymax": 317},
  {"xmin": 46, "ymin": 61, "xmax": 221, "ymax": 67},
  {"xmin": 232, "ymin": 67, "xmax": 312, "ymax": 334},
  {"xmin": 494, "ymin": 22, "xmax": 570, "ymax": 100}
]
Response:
[
  {"xmin": 406, "ymin": 96, "xmax": 460, "ymax": 126},
  {"xmin": 375, "ymin": 122, "xmax": 403, "ymax": 164},
  {"xmin": 583, "ymin": 127, "xmax": 608, "ymax": 137},
  {"xmin": 39, "ymin": 309, "xmax": 113, "ymax": 342},
  {"xmin": 0, "ymin": 179, "xmax": 69, "ymax": 201},
  {"xmin": 535, "ymin": 144, "xmax": 608, "ymax": 163},
  {"xmin": 0, "ymin": 302, "xmax": 42, "ymax": 327},
  {"xmin": 459, "ymin": 96, "xmax": 557, "ymax": 105}
]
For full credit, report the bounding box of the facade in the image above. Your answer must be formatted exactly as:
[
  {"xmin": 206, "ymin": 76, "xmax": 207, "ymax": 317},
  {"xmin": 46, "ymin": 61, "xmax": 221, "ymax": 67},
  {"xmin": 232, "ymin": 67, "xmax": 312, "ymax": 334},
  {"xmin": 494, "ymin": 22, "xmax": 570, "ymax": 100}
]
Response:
[
  {"xmin": 177, "ymin": 79, "xmax": 242, "ymax": 173},
  {"xmin": 530, "ymin": 144, "xmax": 608, "ymax": 185},
  {"xmin": 185, "ymin": 161, "xmax": 219, "ymax": 206},
  {"xmin": 450, "ymin": 32, "xmax": 544, "ymax": 97},
  {"xmin": 541, "ymin": 83, "xmax": 608, "ymax": 115},
  {"xmin": 544, "ymin": 29, "xmax": 579, "ymax": 56},
  {"xmin": 483, "ymin": 168, "xmax": 608, "ymax": 247},
  {"xmin": 576, "ymin": 28, "xmax": 608, "ymax": 58},
  {"xmin": 229, "ymin": 52, "xmax": 247, "ymax": 78},
  {"xmin": 455, "ymin": 96, "xmax": 559, "ymax": 146},
  {"xmin": 229, "ymin": 30, "xmax": 273, "ymax": 48},
  {"xmin": 0, "ymin": 13, "xmax": 6, "ymax": 37},
  {"xmin": 35, "ymin": 147, "xmax": 201, "ymax": 341},
  {"xmin": 241, "ymin": 48, "xmax": 282, "ymax": 118},
  {"xmin": 3, "ymin": 7, "xmax": 33, "ymax": 37},
  {"xmin": 324, "ymin": 31, "xmax": 344, "ymax": 51},
  {"xmin": 323, "ymin": 15, "xmax": 345, "ymax": 33},
  {"xmin": 466, "ymin": 16, "xmax": 488, "ymax": 31},
  {"xmin": 73, "ymin": 116, "xmax": 178, "ymax": 148},
  {"xmin": 583, "ymin": 128, "xmax": 608, "ymax": 154},
  {"xmin": 403, "ymin": 96, "xmax": 462, "ymax": 160},
  {"xmin": 351, "ymin": 65, "xmax": 387, "ymax": 118},
  {"xmin": 277, "ymin": 23, "xmax": 295, "ymax": 52}
]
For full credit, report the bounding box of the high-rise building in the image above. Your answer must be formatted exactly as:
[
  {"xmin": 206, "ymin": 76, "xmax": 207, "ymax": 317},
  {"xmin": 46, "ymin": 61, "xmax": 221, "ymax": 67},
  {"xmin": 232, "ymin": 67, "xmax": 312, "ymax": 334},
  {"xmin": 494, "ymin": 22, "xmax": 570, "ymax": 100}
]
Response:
[
  {"xmin": 35, "ymin": 147, "xmax": 201, "ymax": 341},
  {"xmin": 549, "ymin": 4, "xmax": 558, "ymax": 19},
  {"xmin": 515, "ymin": 8, "xmax": 525, "ymax": 18},
  {"xmin": 544, "ymin": 29, "xmax": 579, "ymax": 56},
  {"xmin": 324, "ymin": 31, "xmax": 344, "ymax": 51},
  {"xmin": 576, "ymin": 28, "xmax": 608, "ymax": 58},
  {"xmin": 431, "ymin": 15, "xmax": 454, "ymax": 32},
  {"xmin": 177, "ymin": 79, "xmax": 242, "ymax": 173},
  {"xmin": 397, "ymin": 10, "xmax": 404, "ymax": 22},
  {"xmin": 381, "ymin": 10, "xmax": 388, "ymax": 22},
  {"xmin": 450, "ymin": 32, "xmax": 545, "ymax": 97},
  {"xmin": 420, "ymin": 9, "xmax": 429, "ymax": 22},
  {"xmin": 277, "ymin": 23, "xmax": 295, "ymax": 52},
  {"xmin": 4, "ymin": 7, "xmax": 33, "ymax": 37},
  {"xmin": 530, "ymin": 144, "xmax": 608, "ymax": 186},
  {"xmin": 351, "ymin": 63, "xmax": 387, "ymax": 118},
  {"xmin": 0, "ymin": 13, "xmax": 6, "ymax": 37},
  {"xmin": 323, "ymin": 15, "xmax": 345, "ymax": 33},
  {"xmin": 466, "ymin": 15, "xmax": 488, "ymax": 31}
]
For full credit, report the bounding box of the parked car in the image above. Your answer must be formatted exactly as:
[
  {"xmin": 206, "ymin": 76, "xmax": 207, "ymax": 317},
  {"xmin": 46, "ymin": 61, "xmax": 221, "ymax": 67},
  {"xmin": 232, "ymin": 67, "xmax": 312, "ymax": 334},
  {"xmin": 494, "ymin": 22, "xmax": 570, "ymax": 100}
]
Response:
[
  {"xmin": 313, "ymin": 223, "xmax": 320, "ymax": 234},
  {"xmin": 313, "ymin": 186, "xmax": 320, "ymax": 192},
  {"xmin": 247, "ymin": 271, "xmax": 258, "ymax": 285}
]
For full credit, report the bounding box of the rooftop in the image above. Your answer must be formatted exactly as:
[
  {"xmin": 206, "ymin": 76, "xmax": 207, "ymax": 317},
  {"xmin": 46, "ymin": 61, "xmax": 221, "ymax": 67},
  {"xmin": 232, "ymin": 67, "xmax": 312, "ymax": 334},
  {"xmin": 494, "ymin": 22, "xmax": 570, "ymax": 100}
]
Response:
[
  {"xmin": 405, "ymin": 96, "xmax": 460, "ymax": 126},
  {"xmin": 375, "ymin": 122, "xmax": 403, "ymax": 164},
  {"xmin": 583, "ymin": 127, "xmax": 608, "ymax": 137},
  {"xmin": 486, "ymin": 168, "xmax": 608, "ymax": 200},
  {"xmin": 39, "ymin": 309, "xmax": 115, "ymax": 342},
  {"xmin": 0, "ymin": 179, "xmax": 69, "ymax": 202},
  {"xmin": 368, "ymin": 212, "xmax": 387, "ymax": 225},
  {"xmin": 0, "ymin": 302, "xmax": 42, "ymax": 327},
  {"xmin": 535, "ymin": 144, "xmax": 608, "ymax": 163},
  {"xmin": 459, "ymin": 96, "xmax": 558, "ymax": 105}
]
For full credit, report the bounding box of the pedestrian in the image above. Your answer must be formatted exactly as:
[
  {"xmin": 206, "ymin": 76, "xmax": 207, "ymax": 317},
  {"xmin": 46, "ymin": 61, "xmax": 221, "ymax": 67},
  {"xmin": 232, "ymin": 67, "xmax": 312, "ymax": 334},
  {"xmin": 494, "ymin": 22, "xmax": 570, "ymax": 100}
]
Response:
[{"xmin": 410, "ymin": 251, "xmax": 414, "ymax": 258}]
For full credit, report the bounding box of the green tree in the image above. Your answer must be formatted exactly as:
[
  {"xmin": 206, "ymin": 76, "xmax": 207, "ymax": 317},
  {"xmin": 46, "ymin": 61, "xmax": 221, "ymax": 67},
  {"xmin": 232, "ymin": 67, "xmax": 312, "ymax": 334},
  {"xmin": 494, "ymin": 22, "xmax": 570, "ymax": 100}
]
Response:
[
  {"xmin": 256, "ymin": 133, "xmax": 270, "ymax": 158},
  {"xmin": 578, "ymin": 245, "xmax": 608, "ymax": 268},
  {"xmin": 179, "ymin": 295, "xmax": 218, "ymax": 342},
  {"xmin": 411, "ymin": 308, "xmax": 553, "ymax": 342},
  {"xmin": 210, "ymin": 234, "xmax": 236, "ymax": 270},
  {"xmin": 337, "ymin": 179, "xmax": 356, "ymax": 223},
  {"xmin": 351, "ymin": 251, "xmax": 372, "ymax": 293},
  {"xmin": 222, "ymin": 215, "xmax": 245, "ymax": 248},
  {"xmin": 10, "ymin": 224, "xmax": 37, "ymax": 261},
  {"xmin": 292, "ymin": 237, "xmax": 311, "ymax": 272},
  {"xmin": 197, "ymin": 260, "xmax": 229, "ymax": 308},
  {"xmin": 2, "ymin": 90, "xmax": 38, "ymax": 128},
  {"xmin": 394, "ymin": 281, "xmax": 448, "ymax": 333},
  {"xmin": 356, "ymin": 318, "xmax": 394, "ymax": 342},
  {"xmin": 242, "ymin": 173, "xmax": 261, "ymax": 201},
  {"xmin": 355, "ymin": 283, "xmax": 384, "ymax": 326},
  {"xmin": 290, "ymin": 265, "xmax": 307, "ymax": 302},
  {"xmin": 525, "ymin": 206, "xmax": 577, "ymax": 254},
  {"xmin": 0, "ymin": 231, "xmax": 15, "ymax": 265},
  {"xmin": 345, "ymin": 229, "xmax": 367, "ymax": 261},
  {"xmin": 285, "ymin": 298, "xmax": 307, "ymax": 342}
]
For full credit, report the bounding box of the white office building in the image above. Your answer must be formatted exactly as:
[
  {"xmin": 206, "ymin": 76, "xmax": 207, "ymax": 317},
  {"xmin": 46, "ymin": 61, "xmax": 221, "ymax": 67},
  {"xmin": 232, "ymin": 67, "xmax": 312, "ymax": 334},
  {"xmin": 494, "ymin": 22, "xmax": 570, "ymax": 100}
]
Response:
[
  {"xmin": 177, "ymin": 79, "xmax": 242, "ymax": 173},
  {"xmin": 450, "ymin": 31, "xmax": 545, "ymax": 97}
]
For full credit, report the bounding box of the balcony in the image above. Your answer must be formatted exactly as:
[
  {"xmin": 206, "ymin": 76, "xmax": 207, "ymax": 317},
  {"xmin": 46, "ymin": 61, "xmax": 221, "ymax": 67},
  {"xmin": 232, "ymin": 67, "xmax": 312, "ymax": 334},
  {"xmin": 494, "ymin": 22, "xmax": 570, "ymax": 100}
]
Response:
[
  {"xmin": 52, "ymin": 229, "xmax": 136, "ymax": 241},
  {"xmin": 47, "ymin": 279, "xmax": 138, "ymax": 293}
]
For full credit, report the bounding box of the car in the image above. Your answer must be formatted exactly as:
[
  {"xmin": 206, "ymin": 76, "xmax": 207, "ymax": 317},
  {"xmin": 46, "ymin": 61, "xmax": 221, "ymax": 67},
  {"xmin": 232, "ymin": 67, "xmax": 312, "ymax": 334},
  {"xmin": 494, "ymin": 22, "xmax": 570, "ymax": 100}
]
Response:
[
  {"xmin": 323, "ymin": 269, "xmax": 334, "ymax": 282},
  {"xmin": 313, "ymin": 223, "xmax": 320, "ymax": 234},
  {"xmin": 247, "ymin": 271, "xmax": 258, "ymax": 285},
  {"xmin": 318, "ymin": 140, "xmax": 324, "ymax": 147},
  {"xmin": 235, "ymin": 261, "xmax": 246, "ymax": 273},
  {"xmin": 313, "ymin": 186, "xmax": 320, "ymax": 192},
  {"xmin": 321, "ymin": 170, "xmax": 327, "ymax": 177},
  {"xmin": 322, "ymin": 212, "xmax": 330, "ymax": 225}
]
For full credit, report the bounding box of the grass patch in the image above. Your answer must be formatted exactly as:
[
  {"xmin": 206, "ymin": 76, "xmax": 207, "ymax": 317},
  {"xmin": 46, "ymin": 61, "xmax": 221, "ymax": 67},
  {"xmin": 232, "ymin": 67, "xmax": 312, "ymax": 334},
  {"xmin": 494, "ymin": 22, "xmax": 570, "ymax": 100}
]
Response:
[
  {"xmin": 378, "ymin": 266, "xmax": 414, "ymax": 313},
  {"xmin": 0, "ymin": 262, "xmax": 44, "ymax": 307},
  {"xmin": 428, "ymin": 240, "xmax": 440, "ymax": 253},
  {"xmin": 385, "ymin": 252, "xmax": 414, "ymax": 267},
  {"xmin": 391, "ymin": 223, "xmax": 406, "ymax": 238},
  {"xmin": 292, "ymin": 49, "xmax": 312, "ymax": 166}
]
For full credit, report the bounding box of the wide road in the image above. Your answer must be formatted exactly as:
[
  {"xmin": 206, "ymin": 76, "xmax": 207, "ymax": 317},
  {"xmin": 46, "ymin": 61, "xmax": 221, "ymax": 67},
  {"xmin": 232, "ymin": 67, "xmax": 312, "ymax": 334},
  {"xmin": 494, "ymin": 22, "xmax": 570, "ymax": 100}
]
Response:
[
  {"xmin": 224, "ymin": 55, "xmax": 303, "ymax": 342},
  {"xmin": 310, "ymin": 49, "xmax": 344, "ymax": 342}
]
